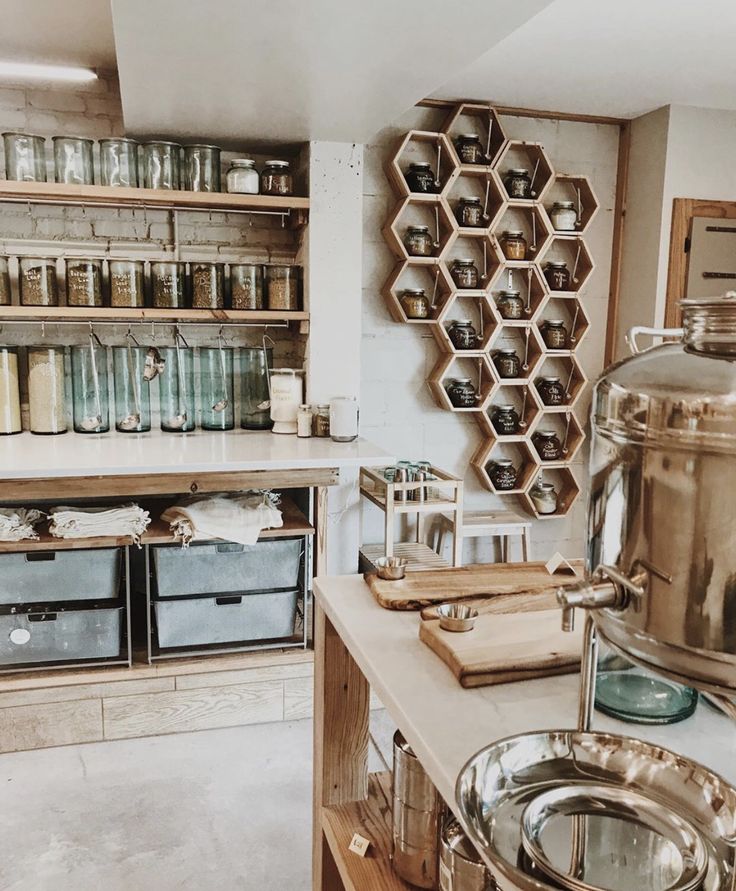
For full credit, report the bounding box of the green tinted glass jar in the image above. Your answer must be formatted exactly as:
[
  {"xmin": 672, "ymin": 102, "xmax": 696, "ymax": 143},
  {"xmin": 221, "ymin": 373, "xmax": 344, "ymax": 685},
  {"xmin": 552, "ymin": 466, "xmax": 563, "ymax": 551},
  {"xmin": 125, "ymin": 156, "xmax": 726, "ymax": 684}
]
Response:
[
  {"xmin": 113, "ymin": 346, "xmax": 151, "ymax": 433},
  {"xmin": 200, "ymin": 346, "xmax": 234, "ymax": 430},
  {"xmin": 159, "ymin": 346, "xmax": 195, "ymax": 432},
  {"xmin": 71, "ymin": 342, "xmax": 109, "ymax": 434},
  {"xmin": 143, "ymin": 141, "xmax": 181, "ymax": 190},
  {"xmin": 240, "ymin": 346, "xmax": 273, "ymax": 430},
  {"xmin": 183, "ymin": 144, "xmax": 221, "ymax": 192}
]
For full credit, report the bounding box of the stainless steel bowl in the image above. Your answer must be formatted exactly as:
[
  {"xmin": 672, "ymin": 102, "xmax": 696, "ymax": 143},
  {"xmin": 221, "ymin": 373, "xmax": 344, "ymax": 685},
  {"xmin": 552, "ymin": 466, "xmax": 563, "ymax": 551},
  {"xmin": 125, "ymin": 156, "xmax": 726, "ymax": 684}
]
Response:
[
  {"xmin": 375, "ymin": 556, "xmax": 408, "ymax": 581},
  {"xmin": 437, "ymin": 603, "xmax": 478, "ymax": 632}
]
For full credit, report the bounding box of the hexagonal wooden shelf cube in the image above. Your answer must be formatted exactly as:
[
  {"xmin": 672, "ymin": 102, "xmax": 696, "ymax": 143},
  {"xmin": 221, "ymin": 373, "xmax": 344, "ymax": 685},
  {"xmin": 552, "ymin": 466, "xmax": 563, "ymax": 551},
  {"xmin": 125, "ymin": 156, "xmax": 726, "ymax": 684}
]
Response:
[
  {"xmin": 442, "ymin": 102, "xmax": 507, "ymax": 169},
  {"xmin": 496, "ymin": 140, "xmax": 555, "ymax": 202},
  {"xmin": 538, "ymin": 235, "xmax": 595, "ymax": 294},
  {"xmin": 529, "ymin": 409, "xmax": 585, "ymax": 463},
  {"xmin": 489, "ymin": 324, "xmax": 545, "ymax": 383},
  {"xmin": 532, "ymin": 354, "xmax": 587, "ymax": 410},
  {"xmin": 433, "ymin": 291, "xmax": 499, "ymax": 355},
  {"xmin": 386, "ymin": 130, "xmax": 458, "ymax": 199},
  {"xmin": 472, "ymin": 439, "xmax": 538, "ymax": 495},
  {"xmin": 534, "ymin": 295, "xmax": 590, "ymax": 353},
  {"xmin": 446, "ymin": 168, "xmax": 505, "ymax": 234},
  {"xmin": 523, "ymin": 466, "xmax": 581, "ymax": 520},
  {"xmin": 544, "ymin": 174, "xmax": 599, "ymax": 234},
  {"xmin": 488, "ymin": 263, "xmax": 547, "ymax": 322},
  {"xmin": 428, "ymin": 353, "xmax": 497, "ymax": 414},
  {"xmin": 383, "ymin": 195, "xmax": 455, "ymax": 262},
  {"xmin": 478, "ymin": 383, "xmax": 540, "ymax": 440},
  {"xmin": 492, "ymin": 201, "xmax": 553, "ymax": 263},
  {"xmin": 382, "ymin": 260, "xmax": 454, "ymax": 325},
  {"xmin": 443, "ymin": 231, "xmax": 503, "ymax": 292}
]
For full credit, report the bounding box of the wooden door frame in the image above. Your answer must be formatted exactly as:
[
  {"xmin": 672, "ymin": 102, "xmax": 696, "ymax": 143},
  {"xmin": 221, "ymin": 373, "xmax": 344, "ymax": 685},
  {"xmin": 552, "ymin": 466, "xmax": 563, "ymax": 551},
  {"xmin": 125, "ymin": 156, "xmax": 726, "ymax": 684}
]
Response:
[{"xmin": 664, "ymin": 198, "xmax": 736, "ymax": 328}]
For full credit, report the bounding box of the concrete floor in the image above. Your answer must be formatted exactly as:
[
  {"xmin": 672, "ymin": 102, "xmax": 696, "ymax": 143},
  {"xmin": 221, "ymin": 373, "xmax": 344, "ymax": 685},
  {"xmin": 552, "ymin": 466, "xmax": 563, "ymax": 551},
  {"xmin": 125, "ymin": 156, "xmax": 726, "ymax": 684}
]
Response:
[{"xmin": 0, "ymin": 713, "xmax": 396, "ymax": 891}]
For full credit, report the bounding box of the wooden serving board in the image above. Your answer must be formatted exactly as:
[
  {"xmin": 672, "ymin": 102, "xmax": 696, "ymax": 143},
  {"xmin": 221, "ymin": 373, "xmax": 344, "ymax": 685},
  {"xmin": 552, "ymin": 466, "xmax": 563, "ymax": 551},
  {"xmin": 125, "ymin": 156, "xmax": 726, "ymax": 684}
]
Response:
[
  {"xmin": 419, "ymin": 608, "xmax": 584, "ymax": 689},
  {"xmin": 366, "ymin": 560, "xmax": 584, "ymax": 611}
]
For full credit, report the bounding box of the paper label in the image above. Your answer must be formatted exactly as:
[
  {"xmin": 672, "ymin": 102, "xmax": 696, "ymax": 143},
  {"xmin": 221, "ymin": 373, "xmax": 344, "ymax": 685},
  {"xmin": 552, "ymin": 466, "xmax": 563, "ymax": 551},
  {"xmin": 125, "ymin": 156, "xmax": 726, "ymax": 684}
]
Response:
[
  {"xmin": 545, "ymin": 552, "xmax": 581, "ymax": 576},
  {"xmin": 348, "ymin": 833, "xmax": 371, "ymax": 857}
]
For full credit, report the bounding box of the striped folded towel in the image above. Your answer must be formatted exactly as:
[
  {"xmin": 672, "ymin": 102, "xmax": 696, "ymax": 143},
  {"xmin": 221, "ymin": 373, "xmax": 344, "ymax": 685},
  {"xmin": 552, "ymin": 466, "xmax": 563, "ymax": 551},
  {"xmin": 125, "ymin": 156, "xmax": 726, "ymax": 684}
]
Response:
[
  {"xmin": 49, "ymin": 503, "xmax": 151, "ymax": 545},
  {"xmin": 0, "ymin": 507, "xmax": 44, "ymax": 541}
]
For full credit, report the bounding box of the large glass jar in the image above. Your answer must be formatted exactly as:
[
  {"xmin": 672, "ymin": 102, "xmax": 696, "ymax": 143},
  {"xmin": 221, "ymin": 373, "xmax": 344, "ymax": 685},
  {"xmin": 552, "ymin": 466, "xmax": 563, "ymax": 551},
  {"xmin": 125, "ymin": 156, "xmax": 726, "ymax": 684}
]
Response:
[
  {"xmin": 66, "ymin": 258, "xmax": 104, "ymax": 307},
  {"xmin": 529, "ymin": 476, "xmax": 558, "ymax": 514},
  {"xmin": 456, "ymin": 197, "xmax": 483, "ymax": 228},
  {"xmin": 3, "ymin": 132, "xmax": 46, "ymax": 182},
  {"xmin": 71, "ymin": 341, "xmax": 109, "ymax": 434},
  {"xmin": 532, "ymin": 429, "xmax": 562, "ymax": 461},
  {"xmin": 200, "ymin": 346, "xmax": 234, "ymax": 430},
  {"xmin": 536, "ymin": 376, "xmax": 565, "ymax": 406},
  {"xmin": 53, "ymin": 136, "xmax": 94, "ymax": 185},
  {"xmin": 230, "ymin": 263, "xmax": 264, "ymax": 310},
  {"xmin": 109, "ymin": 259, "xmax": 145, "ymax": 307},
  {"xmin": 183, "ymin": 144, "xmax": 221, "ymax": 192},
  {"xmin": 404, "ymin": 225, "xmax": 433, "ymax": 257},
  {"xmin": 151, "ymin": 261, "xmax": 185, "ymax": 308},
  {"xmin": 447, "ymin": 320, "xmax": 480, "ymax": 350},
  {"xmin": 226, "ymin": 159, "xmax": 259, "ymax": 194},
  {"xmin": 544, "ymin": 261, "xmax": 571, "ymax": 291},
  {"xmin": 159, "ymin": 346, "xmax": 195, "ymax": 432},
  {"xmin": 445, "ymin": 377, "xmax": 478, "ymax": 408},
  {"xmin": 113, "ymin": 345, "xmax": 151, "ymax": 433},
  {"xmin": 493, "ymin": 349, "xmax": 520, "ymax": 379},
  {"xmin": 191, "ymin": 262, "xmax": 225, "ymax": 309},
  {"xmin": 0, "ymin": 347, "xmax": 21, "ymax": 435},
  {"xmin": 266, "ymin": 265, "xmax": 298, "ymax": 311},
  {"xmin": 450, "ymin": 258, "xmax": 479, "ymax": 289},
  {"xmin": 261, "ymin": 160, "xmax": 293, "ymax": 196},
  {"xmin": 491, "ymin": 404, "xmax": 520, "ymax": 436},
  {"xmin": 550, "ymin": 201, "xmax": 577, "ymax": 232},
  {"xmin": 28, "ymin": 346, "xmax": 67, "ymax": 434},
  {"xmin": 503, "ymin": 168, "xmax": 532, "ymax": 199},
  {"xmin": 20, "ymin": 258, "xmax": 58, "ymax": 307},
  {"xmin": 142, "ymin": 141, "xmax": 181, "ymax": 190},
  {"xmin": 495, "ymin": 289, "xmax": 524, "ymax": 320},
  {"xmin": 540, "ymin": 319, "xmax": 568, "ymax": 349},
  {"xmin": 455, "ymin": 134, "xmax": 484, "ymax": 165},
  {"xmin": 400, "ymin": 288, "xmax": 429, "ymax": 319},
  {"xmin": 405, "ymin": 162, "xmax": 436, "ymax": 194},
  {"xmin": 240, "ymin": 345, "xmax": 273, "ymax": 430},
  {"xmin": 488, "ymin": 459, "xmax": 518, "ymax": 491},
  {"xmin": 0, "ymin": 257, "xmax": 10, "ymax": 306},
  {"xmin": 99, "ymin": 138, "xmax": 139, "ymax": 187},
  {"xmin": 500, "ymin": 230, "xmax": 527, "ymax": 260}
]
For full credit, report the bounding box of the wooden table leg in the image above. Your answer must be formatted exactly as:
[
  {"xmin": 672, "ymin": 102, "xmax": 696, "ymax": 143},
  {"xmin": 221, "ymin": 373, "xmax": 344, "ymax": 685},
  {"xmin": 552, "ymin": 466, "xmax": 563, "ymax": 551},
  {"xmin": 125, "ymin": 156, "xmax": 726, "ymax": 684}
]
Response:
[
  {"xmin": 315, "ymin": 486, "xmax": 329, "ymax": 577},
  {"xmin": 313, "ymin": 602, "xmax": 370, "ymax": 890}
]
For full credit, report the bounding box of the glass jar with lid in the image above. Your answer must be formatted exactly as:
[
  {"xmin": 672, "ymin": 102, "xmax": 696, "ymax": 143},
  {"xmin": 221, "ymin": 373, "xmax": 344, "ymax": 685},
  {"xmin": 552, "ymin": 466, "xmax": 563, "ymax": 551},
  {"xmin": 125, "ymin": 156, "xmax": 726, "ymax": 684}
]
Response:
[
  {"xmin": 240, "ymin": 345, "xmax": 273, "ymax": 430},
  {"xmin": 191, "ymin": 262, "xmax": 225, "ymax": 309},
  {"xmin": 405, "ymin": 162, "xmax": 436, "ymax": 194},
  {"xmin": 200, "ymin": 346, "xmax": 234, "ymax": 430},
  {"xmin": 503, "ymin": 168, "xmax": 532, "ymax": 199},
  {"xmin": 544, "ymin": 261, "xmax": 571, "ymax": 291},
  {"xmin": 159, "ymin": 345, "xmax": 195, "ymax": 432},
  {"xmin": 266, "ymin": 265, "xmax": 299, "ymax": 311},
  {"xmin": 183, "ymin": 144, "xmax": 221, "ymax": 192},
  {"xmin": 151, "ymin": 261, "xmax": 186, "ymax": 308},
  {"xmin": 230, "ymin": 263, "xmax": 264, "ymax": 310},
  {"xmin": 28, "ymin": 346, "xmax": 67, "ymax": 434},
  {"xmin": 447, "ymin": 320, "xmax": 480, "ymax": 351},
  {"xmin": 536, "ymin": 376, "xmax": 565, "ymax": 406},
  {"xmin": 297, "ymin": 404, "xmax": 313, "ymax": 438},
  {"xmin": 3, "ymin": 132, "xmax": 46, "ymax": 182},
  {"xmin": 142, "ymin": 141, "xmax": 181, "ymax": 190},
  {"xmin": 550, "ymin": 201, "xmax": 578, "ymax": 232},
  {"xmin": 493, "ymin": 349, "xmax": 521, "ymax": 379},
  {"xmin": 0, "ymin": 347, "xmax": 21, "ymax": 435},
  {"xmin": 488, "ymin": 458, "xmax": 518, "ymax": 491},
  {"xmin": 491, "ymin": 404, "xmax": 520, "ymax": 436},
  {"xmin": 403, "ymin": 225, "xmax": 434, "ymax": 257},
  {"xmin": 66, "ymin": 258, "xmax": 104, "ymax": 307},
  {"xmin": 110, "ymin": 259, "xmax": 145, "ymax": 308},
  {"xmin": 53, "ymin": 136, "xmax": 94, "ymax": 185},
  {"xmin": 532, "ymin": 429, "xmax": 562, "ymax": 461},
  {"xmin": 100, "ymin": 138, "xmax": 139, "ymax": 187},
  {"xmin": 20, "ymin": 258, "xmax": 58, "ymax": 306},
  {"xmin": 500, "ymin": 230, "xmax": 527, "ymax": 260},
  {"xmin": 313, "ymin": 404, "xmax": 331, "ymax": 437},
  {"xmin": 400, "ymin": 288, "xmax": 430, "ymax": 319},
  {"xmin": 456, "ymin": 197, "xmax": 483, "ymax": 228},
  {"xmin": 445, "ymin": 378, "xmax": 478, "ymax": 409},
  {"xmin": 495, "ymin": 289, "xmax": 524, "ymax": 320},
  {"xmin": 455, "ymin": 134, "xmax": 484, "ymax": 165},
  {"xmin": 529, "ymin": 476, "xmax": 558, "ymax": 514},
  {"xmin": 71, "ymin": 341, "xmax": 109, "ymax": 434},
  {"xmin": 0, "ymin": 257, "xmax": 10, "ymax": 306},
  {"xmin": 450, "ymin": 258, "xmax": 479, "ymax": 289},
  {"xmin": 540, "ymin": 319, "xmax": 568, "ymax": 349},
  {"xmin": 261, "ymin": 160, "xmax": 293, "ymax": 196},
  {"xmin": 113, "ymin": 345, "xmax": 151, "ymax": 433},
  {"xmin": 226, "ymin": 159, "xmax": 259, "ymax": 194}
]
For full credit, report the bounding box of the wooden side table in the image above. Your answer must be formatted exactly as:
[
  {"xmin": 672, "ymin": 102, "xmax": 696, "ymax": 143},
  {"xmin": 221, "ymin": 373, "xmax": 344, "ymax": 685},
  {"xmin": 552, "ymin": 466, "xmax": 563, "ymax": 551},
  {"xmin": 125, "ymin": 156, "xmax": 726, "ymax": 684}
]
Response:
[{"xmin": 435, "ymin": 508, "xmax": 532, "ymax": 564}]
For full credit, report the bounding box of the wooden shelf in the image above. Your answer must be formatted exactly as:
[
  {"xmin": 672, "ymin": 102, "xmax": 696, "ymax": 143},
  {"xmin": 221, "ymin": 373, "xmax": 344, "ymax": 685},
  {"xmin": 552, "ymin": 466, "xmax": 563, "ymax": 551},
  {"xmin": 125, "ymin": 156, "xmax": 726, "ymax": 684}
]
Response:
[{"xmin": 0, "ymin": 305, "xmax": 309, "ymax": 324}]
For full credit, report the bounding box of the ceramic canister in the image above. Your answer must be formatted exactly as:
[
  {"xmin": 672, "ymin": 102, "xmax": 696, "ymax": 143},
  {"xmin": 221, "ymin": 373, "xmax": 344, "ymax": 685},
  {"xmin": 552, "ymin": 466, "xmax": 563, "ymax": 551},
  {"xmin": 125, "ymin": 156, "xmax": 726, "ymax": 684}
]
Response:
[{"xmin": 269, "ymin": 369, "xmax": 303, "ymax": 434}]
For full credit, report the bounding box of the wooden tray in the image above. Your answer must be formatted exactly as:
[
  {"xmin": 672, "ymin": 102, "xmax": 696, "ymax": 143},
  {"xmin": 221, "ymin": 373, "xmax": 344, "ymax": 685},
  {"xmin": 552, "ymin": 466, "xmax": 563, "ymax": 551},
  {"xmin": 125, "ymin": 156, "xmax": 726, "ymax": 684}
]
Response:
[{"xmin": 366, "ymin": 560, "xmax": 584, "ymax": 611}]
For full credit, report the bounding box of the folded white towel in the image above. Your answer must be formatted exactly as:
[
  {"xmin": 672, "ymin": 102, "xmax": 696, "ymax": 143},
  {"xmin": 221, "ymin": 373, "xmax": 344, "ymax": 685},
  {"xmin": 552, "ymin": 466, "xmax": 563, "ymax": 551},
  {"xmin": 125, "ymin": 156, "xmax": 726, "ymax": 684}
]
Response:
[
  {"xmin": 161, "ymin": 491, "xmax": 282, "ymax": 547},
  {"xmin": 49, "ymin": 503, "xmax": 151, "ymax": 545},
  {"xmin": 0, "ymin": 507, "xmax": 44, "ymax": 541}
]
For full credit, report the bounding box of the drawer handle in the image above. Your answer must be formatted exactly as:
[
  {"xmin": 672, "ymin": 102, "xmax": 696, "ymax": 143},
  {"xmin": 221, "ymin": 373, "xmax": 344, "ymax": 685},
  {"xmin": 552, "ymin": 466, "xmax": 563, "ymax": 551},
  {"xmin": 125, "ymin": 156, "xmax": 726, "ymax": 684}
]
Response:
[
  {"xmin": 215, "ymin": 542, "xmax": 244, "ymax": 554},
  {"xmin": 24, "ymin": 552, "xmax": 56, "ymax": 563},
  {"xmin": 215, "ymin": 596, "xmax": 242, "ymax": 606},
  {"xmin": 28, "ymin": 613, "xmax": 57, "ymax": 622}
]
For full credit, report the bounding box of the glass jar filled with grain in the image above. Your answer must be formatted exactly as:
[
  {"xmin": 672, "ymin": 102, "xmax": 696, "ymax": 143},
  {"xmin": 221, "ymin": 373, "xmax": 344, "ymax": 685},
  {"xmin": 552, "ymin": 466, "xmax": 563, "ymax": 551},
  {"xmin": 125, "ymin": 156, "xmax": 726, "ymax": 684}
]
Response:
[
  {"xmin": 0, "ymin": 347, "xmax": 21, "ymax": 435},
  {"xmin": 53, "ymin": 136, "xmax": 94, "ymax": 185},
  {"xmin": 313, "ymin": 404, "xmax": 330, "ymax": 437},
  {"xmin": 230, "ymin": 263, "xmax": 264, "ymax": 310},
  {"xmin": 261, "ymin": 160, "xmax": 293, "ymax": 196},
  {"xmin": 151, "ymin": 261, "xmax": 185, "ymax": 308},
  {"xmin": 109, "ymin": 259, "xmax": 145, "ymax": 307},
  {"xmin": 20, "ymin": 258, "xmax": 58, "ymax": 307},
  {"xmin": 66, "ymin": 258, "xmax": 104, "ymax": 307},
  {"xmin": 266, "ymin": 265, "xmax": 298, "ymax": 311},
  {"xmin": 191, "ymin": 262, "xmax": 225, "ymax": 309},
  {"xmin": 226, "ymin": 159, "xmax": 259, "ymax": 194},
  {"xmin": 0, "ymin": 257, "xmax": 11, "ymax": 306},
  {"xmin": 28, "ymin": 346, "xmax": 67, "ymax": 434}
]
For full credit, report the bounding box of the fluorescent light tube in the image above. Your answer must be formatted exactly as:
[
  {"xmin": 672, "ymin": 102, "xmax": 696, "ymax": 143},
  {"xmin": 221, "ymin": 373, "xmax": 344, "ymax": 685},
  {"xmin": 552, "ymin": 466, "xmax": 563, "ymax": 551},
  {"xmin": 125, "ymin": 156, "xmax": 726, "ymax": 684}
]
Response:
[{"xmin": 0, "ymin": 62, "xmax": 97, "ymax": 83}]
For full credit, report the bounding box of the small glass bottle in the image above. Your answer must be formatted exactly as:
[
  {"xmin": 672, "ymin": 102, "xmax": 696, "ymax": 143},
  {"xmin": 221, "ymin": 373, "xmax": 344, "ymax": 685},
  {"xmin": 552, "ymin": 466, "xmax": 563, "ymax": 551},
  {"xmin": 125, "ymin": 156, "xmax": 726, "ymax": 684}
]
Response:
[
  {"xmin": 405, "ymin": 162, "xmax": 436, "ymax": 194},
  {"xmin": 191, "ymin": 262, "xmax": 225, "ymax": 309},
  {"xmin": 532, "ymin": 430, "xmax": 562, "ymax": 461},
  {"xmin": 113, "ymin": 346, "xmax": 151, "ymax": 433},
  {"xmin": 447, "ymin": 320, "xmax": 480, "ymax": 350},
  {"xmin": 159, "ymin": 346, "xmax": 195, "ymax": 432},
  {"xmin": 536, "ymin": 376, "xmax": 566, "ymax": 406},
  {"xmin": 266, "ymin": 266, "xmax": 299, "ymax": 311},
  {"xmin": 66, "ymin": 258, "xmax": 104, "ymax": 307},
  {"xmin": 495, "ymin": 289, "xmax": 524, "ymax": 320},
  {"xmin": 550, "ymin": 201, "xmax": 578, "ymax": 232},
  {"xmin": 3, "ymin": 132, "xmax": 46, "ymax": 182},
  {"xmin": 540, "ymin": 319, "xmax": 568, "ymax": 349},
  {"xmin": 71, "ymin": 342, "xmax": 109, "ymax": 434},
  {"xmin": 240, "ymin": 345, "xmax": 273, "ymax": 430},
  {"xmin": 493, "ymin": 349, "xmax": 521, "ymax": 379},
  {"xmin": 456, "ymin": 197, "xmax": 483, "ymax": 228},
  {"xmin": 151, "ymin": 261, "xmax": 186, "ymax": 308},
  {"xmin": 261, "ymin": 160, "xmax": 293, "ymax": 196},
  {"xmin": 200, "ymin": 346, "xmax": 234, "ymax": 430},
  {"xmin": 488, "ymin": 459, "xmax": 518, "ymax": 491},
  {"xmin": 142, "ymin": 141, "xmax": 181, "ymax": 190},
  {"xmin": 230, "ymin": 264, "xmax": 264, "ymax": 310},
  {"xmin": 544, "ymin": 261, "xmax": 571, "ymax": 291},
  {"xmin": 0, "ymin": 347, "xmax": 21, "ymax": 435},
  {"xmin": 503, "ymin": 168, "xmax": 532, "ymax": 199},
  {"xmin": 450, "ymin": 258, "xmax": 479, "ymax": 289},
  {"xmin": 297, "ymin": 404, "xmax": 313, "ymax": 438},
  {"xmin": 109, "ymin": 259, "xmax": 145, "ymax": 308},
  {"xmin": 313, "ymin": 404, "xmax": 331, "ymax": 437},
  {"xmin": 53, "ymin": 136, "xmax": 94, "ymax": 185},
  {"xmin": 99, "ymin": 138, "xmax": 139, "ymax": 187},
  {"xmin": 0, "ymin": 257, "xmax": 11, "ymax": 306},
  {"xmin": 491, "ymin": 404, "xmax": 520, "ymax": 436},
  {"xmin": 404, "ymin": 225, "xmax": 434, "ymax": 257},
  {"xmin": 28, "ymin": 346, "xmax": 67, "ymax": 434},
  {"xmin": 226, "ymin": 159, "xmax": 259, "ymax": 194},
  {"xmin": 182, "ymin": 144, "xmax": 221, "ymax": 192},
  {"xmin": 20, "ymin": 258, "xmax": 58, "ymax": 307},
  {"xmin": 455, "ymin": 134, "xmax": 485, "ymax": 165},
  {"xmin": 500, "ymin": 230, "xmax": 527, "ymax": 260},
  {"xmin": 529, "ymin": 476, "xmax": 558, "ymax": 515}
]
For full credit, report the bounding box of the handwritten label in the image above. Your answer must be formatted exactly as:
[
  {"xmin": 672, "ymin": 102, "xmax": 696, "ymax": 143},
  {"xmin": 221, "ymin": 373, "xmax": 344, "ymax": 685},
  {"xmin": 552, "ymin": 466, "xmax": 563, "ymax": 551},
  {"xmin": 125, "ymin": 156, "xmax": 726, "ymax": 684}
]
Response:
[
  {"xmin": 349, "ymin": 833, "xmax": 371, "ymax": 857},
  {"xmin": 545, "ymin": 552, "xmax": 581, "ymax": 576}
]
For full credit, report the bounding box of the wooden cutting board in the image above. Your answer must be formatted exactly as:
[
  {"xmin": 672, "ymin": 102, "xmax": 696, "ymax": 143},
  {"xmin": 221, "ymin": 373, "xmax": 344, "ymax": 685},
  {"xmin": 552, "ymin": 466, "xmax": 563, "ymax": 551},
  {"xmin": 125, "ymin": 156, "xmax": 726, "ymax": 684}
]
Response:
[
  {"xmin": 419, "ymin": 609, "xmax": 583, "ymax": 688},
  {"xmin": 366, "ymin": 560, "xmax": 584, "ymax": 611}
]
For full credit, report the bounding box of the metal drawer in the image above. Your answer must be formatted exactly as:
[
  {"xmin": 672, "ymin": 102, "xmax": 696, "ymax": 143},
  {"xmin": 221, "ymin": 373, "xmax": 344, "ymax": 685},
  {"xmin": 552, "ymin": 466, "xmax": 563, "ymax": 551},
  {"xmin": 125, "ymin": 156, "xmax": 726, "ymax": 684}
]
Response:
[
  {"xmin": 0, "ymin": 548, "xmax": 121, "ymax": 604},
  {"xmin": 154, "ymin": 589, "xmax": 298, "ymax": 649},
  {"xmin": 152, "ymin": 538, "xmax": 302, "ymax": 597}
]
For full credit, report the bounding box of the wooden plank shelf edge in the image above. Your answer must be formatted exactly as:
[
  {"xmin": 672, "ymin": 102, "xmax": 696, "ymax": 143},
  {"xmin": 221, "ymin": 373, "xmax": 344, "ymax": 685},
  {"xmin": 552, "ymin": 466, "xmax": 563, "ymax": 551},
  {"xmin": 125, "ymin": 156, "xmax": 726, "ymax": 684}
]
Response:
[{"xmin": 0, "ymin": 306, "xmax": 309, "ymax": 324}]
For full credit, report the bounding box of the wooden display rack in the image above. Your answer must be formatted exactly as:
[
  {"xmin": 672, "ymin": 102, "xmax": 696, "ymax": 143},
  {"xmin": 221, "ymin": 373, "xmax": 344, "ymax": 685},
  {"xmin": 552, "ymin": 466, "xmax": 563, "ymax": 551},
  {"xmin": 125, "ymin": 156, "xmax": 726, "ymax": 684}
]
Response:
[{"xmin": 382, "ymin": 101, "xmax": 600, "ymax": 519}]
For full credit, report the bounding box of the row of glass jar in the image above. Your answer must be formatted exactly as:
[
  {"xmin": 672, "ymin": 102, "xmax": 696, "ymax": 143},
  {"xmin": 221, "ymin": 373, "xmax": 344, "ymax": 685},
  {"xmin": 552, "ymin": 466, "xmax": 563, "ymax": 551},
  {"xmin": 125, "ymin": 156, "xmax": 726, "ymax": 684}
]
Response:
[
  {"xmin": 444, "ymin": 371, "xmax": 568, "ymax": 408},
  {"xmin": 0, "ymin": 344, "xmax": 288, "ymax": 435},
  {"xmin": 486, "ymin": 432, "xmax": 566, "ymax": 491},
  {"xmin": 443, "ymin": 318, "xmax": 569, "ymax": 351},
  {"xmin": 1, "ymin": 132, "xmax": 295, "ymax": 195},
  {"xmin": 4, "ymin": 257, "xmax": 300, "ymax": 311},
  {"xmin": 487, "ymin": 456, "xmax": 559, "ymax": 509}
]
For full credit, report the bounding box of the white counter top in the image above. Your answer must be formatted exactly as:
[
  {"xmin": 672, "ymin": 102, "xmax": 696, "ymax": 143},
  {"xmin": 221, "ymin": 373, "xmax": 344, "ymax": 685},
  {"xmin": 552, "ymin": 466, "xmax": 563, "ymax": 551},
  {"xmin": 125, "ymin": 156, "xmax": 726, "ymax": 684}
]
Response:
[
  {"xmin": 314, "ymin": 573, "xmax": 736, "ymax": 813},
  {"xmin": 0, "ymin": 430, "xmax": 391, "ymax": 479}
]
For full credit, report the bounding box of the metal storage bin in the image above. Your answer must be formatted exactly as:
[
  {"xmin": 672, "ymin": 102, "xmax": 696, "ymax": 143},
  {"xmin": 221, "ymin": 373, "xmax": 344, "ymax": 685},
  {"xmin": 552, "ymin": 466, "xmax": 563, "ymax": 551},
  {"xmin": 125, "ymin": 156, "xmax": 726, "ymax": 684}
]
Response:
[
  {"xmin": 0, "ymin": 604, "xmax": 123, "ymax": 665},
  {"xmin": 152, "ymin": 538, "xmax": 302, "ymax": 597},
  {"xmin": 153, "ymin": 589, "xmax": 299, "ymax": 648},
  {"xmin": 0, "ymin": 548, "xmax": 121, "ymax": 604}
]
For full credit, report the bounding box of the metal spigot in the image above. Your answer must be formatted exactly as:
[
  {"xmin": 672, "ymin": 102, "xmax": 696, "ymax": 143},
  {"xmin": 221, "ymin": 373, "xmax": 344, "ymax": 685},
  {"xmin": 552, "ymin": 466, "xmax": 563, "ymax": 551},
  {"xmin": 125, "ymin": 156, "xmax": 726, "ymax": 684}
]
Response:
[{"xmin": 556, "ymin": 565, "xmax": 645, "ymax": 633}]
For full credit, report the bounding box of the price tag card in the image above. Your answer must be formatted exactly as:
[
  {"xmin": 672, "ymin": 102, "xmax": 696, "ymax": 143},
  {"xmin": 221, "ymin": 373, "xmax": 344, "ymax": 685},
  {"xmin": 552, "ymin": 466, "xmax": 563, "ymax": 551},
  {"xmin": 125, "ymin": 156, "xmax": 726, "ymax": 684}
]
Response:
[
  {"xmin": 545, "ymin": 552, "xmax": 581, "ymax": 576},
  {"xmin": 348, "ymin": 833, "xmax": 371, "ymax": 857}
]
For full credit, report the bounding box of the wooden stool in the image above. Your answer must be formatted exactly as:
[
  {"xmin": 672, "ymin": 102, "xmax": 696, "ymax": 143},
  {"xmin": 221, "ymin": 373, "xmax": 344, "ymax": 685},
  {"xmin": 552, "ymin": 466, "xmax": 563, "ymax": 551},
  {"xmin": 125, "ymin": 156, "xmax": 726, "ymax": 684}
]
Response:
[{"xmin": 435, "ymin": 509, "xmax": 531, "ymax": 565}]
